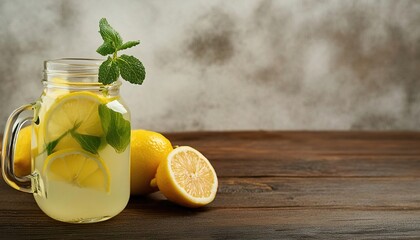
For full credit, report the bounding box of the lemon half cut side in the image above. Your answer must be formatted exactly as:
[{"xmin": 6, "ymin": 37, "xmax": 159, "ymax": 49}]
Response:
[{"xmin": 156, "ymin": 146, "xmax": 218, "ymax": 208}]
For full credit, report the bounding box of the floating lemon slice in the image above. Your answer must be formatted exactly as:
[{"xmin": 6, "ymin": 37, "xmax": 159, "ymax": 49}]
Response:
[
  {"xmin": 42, "ymin": 92, "xmax": 105, "ymax": 151},
  {"xmin": 155, "ymin": 146, "xmax": 218, "ymax": 208},
  {"xmin": 43, "ymin": 149, "xmax": 110, "ymax": 192}
]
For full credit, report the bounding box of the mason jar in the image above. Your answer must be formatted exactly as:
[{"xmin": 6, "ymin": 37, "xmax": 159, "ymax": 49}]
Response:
[{"xmin": 1, "ymin": 58, "xmax": 131, "ymax": 223}]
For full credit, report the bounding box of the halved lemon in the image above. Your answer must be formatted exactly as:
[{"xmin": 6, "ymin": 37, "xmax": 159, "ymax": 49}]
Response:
[
  {"xmin": 155, "ymin": 146, "xmax": 218, "ymax": 208},
  {"xmin": 41, "ymin": 92, "xmax": 105, "ymax": 151},
  {"xmin": 43, "ymin": 149, "xmax": 110, "ymax": 192}
]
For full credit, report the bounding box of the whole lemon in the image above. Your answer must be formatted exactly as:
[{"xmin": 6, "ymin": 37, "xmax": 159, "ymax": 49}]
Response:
[
  {"xmin": 130, "ymin": 129, "xmax": 173, "ymax": 195},
  {"xmin": 14, "ymin": 125, "xmax": 32, "ymax": 177}
]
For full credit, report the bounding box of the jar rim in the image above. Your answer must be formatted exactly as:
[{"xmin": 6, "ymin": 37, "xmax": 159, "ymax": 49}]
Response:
[
  {"xmin": 45, "ymin": 58, "xmax": 103, "ymax": 70},
  {"xmin": 43, "ymin": 58, "xmax": 121, "ymax": 89}
]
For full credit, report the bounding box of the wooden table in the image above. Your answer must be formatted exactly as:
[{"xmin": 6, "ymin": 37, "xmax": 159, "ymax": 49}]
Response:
[{"xmin": 0, "ymin": 131, "xmax": 419, "ymax": 239}]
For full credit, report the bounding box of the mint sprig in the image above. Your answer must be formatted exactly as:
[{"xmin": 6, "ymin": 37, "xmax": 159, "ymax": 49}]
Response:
[
  {"xmin": 45, "ymin": 123, "xmax": 103, "ymax": 155},
  {"xmin": 98, "ymin": 104, "xmax": 131, "ymax": 153},
  {"xmin": 97, "ymin": 18, "xmax": 145, "ymax": 85},
  {"xmin": 99, "ymin": 57, "xmax": 120, "ymax": 85},
  {"xmin": 117, "ymin": 55, "xmax": 146, "ymax": 84},
  {"xmin": 44, "ymin": 126, "xmax": 75, "ymax": 155},
  {"xmin": 46, "ymin": 139, "xmax": 60, "ymax": 155},
  {"xmin": 71, "ymin": 131, "xmax": 102, "ymax": 154}
]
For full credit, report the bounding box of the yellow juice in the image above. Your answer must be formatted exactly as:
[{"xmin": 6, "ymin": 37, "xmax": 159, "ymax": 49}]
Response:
[{"xmin": 31, "ymin": 88, "xmax": 130, "ymax": 223}]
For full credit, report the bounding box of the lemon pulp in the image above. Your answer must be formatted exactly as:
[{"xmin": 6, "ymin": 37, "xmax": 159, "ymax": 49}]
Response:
[
  {"xmin": 156, "ymin": 146, "xmax": 218, "ymax": 208},
  {"xmin": 42, "ymin": 92, "xmax": 105, "ymax": 151},
  {"xmin": 171, "ymin": 149, "xmax": 215, "ymax": 198},
  {"xmin": 43, "ymin": 149, "xmax": 110, "ymax": 192}
]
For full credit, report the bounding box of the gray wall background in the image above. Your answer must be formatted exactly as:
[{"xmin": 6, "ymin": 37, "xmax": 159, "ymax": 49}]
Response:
[{"xmin": 0, "ymin": 0, "xmax": 419, "ymax": 132}]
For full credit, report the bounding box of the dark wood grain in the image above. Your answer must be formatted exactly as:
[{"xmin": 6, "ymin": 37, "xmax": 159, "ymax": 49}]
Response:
[
  {"xmin": 166, "ymin": 131, "xmax": 420, "ymax": 177},
  {"xmin": 0, "ymin": 131, "xmax": 419, "ymax": 239}
]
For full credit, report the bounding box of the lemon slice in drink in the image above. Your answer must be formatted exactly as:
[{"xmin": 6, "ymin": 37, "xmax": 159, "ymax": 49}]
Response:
[
  {"xmin": 43, "ymin": 149, "xmax": 110, "ymax": 192},
  {"xmin": 42, "ymin": 92, "xmax": 105, "ymax": 151},
  {"xmin": 155, "ymin": 146, "xmax": 218, "ymax": 208}
]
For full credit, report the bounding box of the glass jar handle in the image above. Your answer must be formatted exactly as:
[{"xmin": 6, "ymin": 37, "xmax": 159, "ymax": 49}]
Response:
[{"xmin": 1, "ymin": 104, "xmax": 34, "ymax": 193}]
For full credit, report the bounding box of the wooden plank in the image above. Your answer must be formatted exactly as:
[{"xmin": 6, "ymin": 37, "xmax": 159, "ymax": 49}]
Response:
[
  {"xmin": 210, "ymin": 155, "xmax": 420, "ymax": 177},
  {"xmin": 165, "ymin": 131, "xmax": 420, "ymax": 177},
  {"xmin": 215, "ymin": 177, "xmax": 420, "ymax": 209},
  {"xmin": 0, "ymin": 208, "xmax": 418, "ymax": 239},
  {"xmin": 89, "ymin": 177, "xmax": 420, "ymax": 210},
  {"xmin": 1, "ymin": 177, "xmax": 419, "ymax": 210},
  {"xmin": 166, "ymin": 131, "xmax": 420, "ymax": 156}
]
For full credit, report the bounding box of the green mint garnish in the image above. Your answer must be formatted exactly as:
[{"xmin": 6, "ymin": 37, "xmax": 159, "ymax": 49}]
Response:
[
  {"xmin": 99, "ymin": 57, "xmax": 120, "ymax": 85},
  {"xmin": 44, "ymin": 123, "xmax": 102, "ymax": 155},
  {"xmin": 97, "ymin": 18, "xmax": 145, "ymax": 85},
  {"xmin": 44, "ymin": 127, "xmax": 72, "ymax": 155},
  {"xmin": 46, "ymin": 139, "xmax": 59, "ymax": 155},
  {"xmin": 117, "ymin": 55, "xmax": 146, "ymax": 84},
  {"xmin": 71, "ymin": 131, "xmax": 101, "ymax": 154},
  {"xmin": 98, "ymin": 104, "xmax": 131, "ymax": 153}
]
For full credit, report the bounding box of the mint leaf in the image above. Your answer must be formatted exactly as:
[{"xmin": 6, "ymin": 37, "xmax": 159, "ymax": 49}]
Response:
[
  {"xmin": 107, "ymin": 114, "xmax": 131, "ymax": 153},
  {"xmin": 97, "ymin": 41, "xmax": 115, "ymax": 56},
  {"xmin": 98, "ymin": 104, "xmax": 131, "ymax": 153},
  {"xmin": 46, "ymin": 139, "xmax": 59, "ymax": 155},
  {"xmin": 118, "ymin": 41, "xmax": 140, "ymax": 51},
  {"xmin": 97, "ymin": 18, "xmax": 145, "ymax": 85},
  {"xmin": 116, "ymin": 54, "xmax": 145, "ymax": 85},
  {"xmin": 99, "ymin": 18, "xmax": 123, "ymax": 49},
  {"xmin": 98, "ymin": 104, "xmax": 111, "ymax": 135},
  {"xmin": 99, "ymin": 57, "xmax": 120, "ymax": 84},
  {"xmin": 71, "ymin": 131, "xmax": 101, "ymax": 154},
  {"xmin": 44, "ymin": 128, "xmax": 72, "ymax": 155}
]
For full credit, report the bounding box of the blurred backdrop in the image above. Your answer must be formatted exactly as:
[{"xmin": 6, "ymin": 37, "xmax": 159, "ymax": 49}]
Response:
[{"xmin": 0, "ymin": 0, "xmax": 419, "ymax": 132}]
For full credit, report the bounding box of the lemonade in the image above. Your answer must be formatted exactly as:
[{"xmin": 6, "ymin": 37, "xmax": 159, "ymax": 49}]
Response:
[
  {"xmin": 0, "ymin": 56, "xmax": 130, "ymax": 223},
  {"xmin": 33, "ymin": 147, "xmax": 129, "ymax": 222},
  {"xmin": 28, "ymin": 81, "xmax": 131, "ymax": 223}
]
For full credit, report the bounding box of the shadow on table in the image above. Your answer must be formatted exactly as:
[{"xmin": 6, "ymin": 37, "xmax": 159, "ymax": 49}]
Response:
[{"xmin": 127, "ymin": 192, "xmax": 210, "ymax": 216}]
